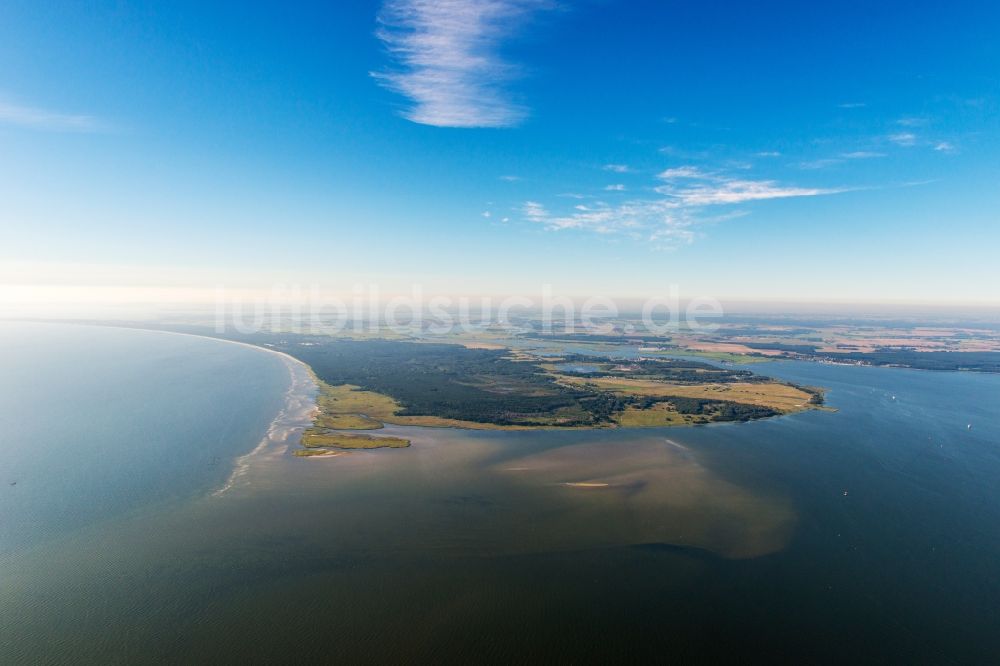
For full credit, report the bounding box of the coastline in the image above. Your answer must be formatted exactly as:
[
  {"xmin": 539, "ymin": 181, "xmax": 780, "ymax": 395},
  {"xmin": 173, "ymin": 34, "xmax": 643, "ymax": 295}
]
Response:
[
  {"xmin": 60, "ymin": 324, "xmax": 320, "ymax": 495},
  {"xmin": 213, "ymin": 350, "xmax": 318, "ymax": 493}
]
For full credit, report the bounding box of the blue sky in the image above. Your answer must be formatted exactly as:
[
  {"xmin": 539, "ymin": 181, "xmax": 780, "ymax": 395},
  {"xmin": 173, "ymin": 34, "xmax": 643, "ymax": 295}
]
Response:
[{"xmin": 1, "ymin": 0, "xmax": 999, "ymax": 306}]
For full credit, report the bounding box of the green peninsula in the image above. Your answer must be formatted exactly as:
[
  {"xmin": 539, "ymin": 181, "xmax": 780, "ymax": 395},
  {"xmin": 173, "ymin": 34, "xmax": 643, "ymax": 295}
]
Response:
[{"xmin": 241, "ymin": 337, "xmax": 828, "ymax": 440}]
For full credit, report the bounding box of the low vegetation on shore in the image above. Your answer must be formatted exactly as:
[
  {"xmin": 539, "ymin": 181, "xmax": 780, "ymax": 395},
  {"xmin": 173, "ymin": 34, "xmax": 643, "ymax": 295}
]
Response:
[
  {"xmin": 264, "ymin": 338, "xmax": 828, "ymax": 439},
  {"xmin": 300, "ymin": 430, "xmax": 410, "ymax": 450}
]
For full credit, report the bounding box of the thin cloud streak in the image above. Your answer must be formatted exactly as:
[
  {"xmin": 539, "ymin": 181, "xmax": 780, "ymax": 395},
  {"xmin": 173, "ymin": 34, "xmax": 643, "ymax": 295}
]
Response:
[
  {"xmin": 522, "ymin": 166, "xmax": 845, "ymax": 247},
  {"xmin": 658, "ymin": 166, "xmax": 707, "ymax": 179},
  {"xmin": 372, "ymin": 0, "xmax": 550, "ymax": 128},
  {"xmin": 889, "ymin": 132, "xmax": 917, "ymax": 146},
  {"xmin": 798, "ymin": 151, "xmax": 886, "ymax": 170},
  {"xmin": 655, "ymin": 174, "xmax": 839, "ymax": 206},
  {"xmin": 842, "ymin": 151, "xmax": 885, "ymax": 159},
  {"xmin": 0, "ymin": 99, "xmax": 103, "ymax": 132}
]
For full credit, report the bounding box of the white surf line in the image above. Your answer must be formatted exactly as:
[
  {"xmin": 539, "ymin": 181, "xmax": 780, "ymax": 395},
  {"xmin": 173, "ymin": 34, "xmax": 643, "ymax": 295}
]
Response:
[
  {"xmin": 213, "ymin": 351, "xmax": 317, "ymax": 496},
  {"xmin": 82, "ymin": 325, "xmax": 320, "ymax": 496}
]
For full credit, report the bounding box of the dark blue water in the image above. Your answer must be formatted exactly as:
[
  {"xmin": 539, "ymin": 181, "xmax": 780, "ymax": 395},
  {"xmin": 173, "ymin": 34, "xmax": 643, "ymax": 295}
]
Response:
[{"xmin": 2, "ymin": 329, "xmax": 999, "ymax": 663}]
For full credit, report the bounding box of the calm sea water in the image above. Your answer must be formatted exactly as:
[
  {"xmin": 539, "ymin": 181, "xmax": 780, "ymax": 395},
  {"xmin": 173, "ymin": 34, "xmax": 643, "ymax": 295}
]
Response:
[
  {"xmin": 0, "ymin": 322, "xmax": 291, "ymax": 556},
  {"xmin": 2, "ymin": 324, "xmax": 1000, "ymax": 663}
]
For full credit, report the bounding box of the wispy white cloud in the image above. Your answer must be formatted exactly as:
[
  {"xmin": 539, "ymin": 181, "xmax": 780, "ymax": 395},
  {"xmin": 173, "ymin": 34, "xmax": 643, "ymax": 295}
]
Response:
[
  {"xmin": 888, "ymin": 132, "xmax": 917, "ymax": 146},
  {"xmin": 755, "ymin": 151, "xmax": 781, "ymax": 157},
  {"xmin": 934, "ymin": 141, "xmax": 956, "ymax": 153},
  {"xmin": 798, "ymin": 158, "xmax": 843, "ymax": 170},
  {"xmin": 499, "ymin": 174, "xmax": 521, "ymax": 181},
  {"xmin": 522, "ymin": 200, "xmax": 548, "ymax": 222},
  {"xmin": 604, "ymin": 184, "xmax": 625, "ymax": 191},
  {"xmin": 841, "ymin": 151, "xmax": 885, "ymax": 159},
  {"xmin": 0, "ymin": 99, "xmax": 104, "ymax": 132},
  {"xmin": 655, "ymin": 172, "xmax": 838, "ymax": 206},
  {"xmin": 798, "ymin": 151, "xmax": 886, "ymax": 170},
  {"xmin": 838, "ymin": 102, "xmax": 866, "ymax": 109},
  {"xmin": 372, "ymin": 0, "xmax": 550, "ymax": 128},
  {"xmin": 522, "ymin": 166, "xmax": 843, "ymax": 247},
  {"xmin": 525, "ymin": 199, "xmax": 652, "ymax": 235},
  {"xmin": 603, "ymin": 163, "xmax": 630, "ymax": 173},
  {"xmin": 657, "ymin": 166, "xmax": 708, "ymax": 180}
]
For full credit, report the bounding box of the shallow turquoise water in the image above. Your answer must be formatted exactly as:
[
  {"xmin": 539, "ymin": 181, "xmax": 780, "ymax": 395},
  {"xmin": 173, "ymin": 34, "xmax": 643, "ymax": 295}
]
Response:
[{"xmin": 2, "ymin": 325, "xmax": 1000, "ymax": 663}]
